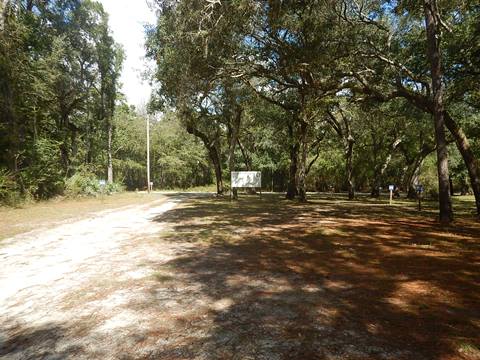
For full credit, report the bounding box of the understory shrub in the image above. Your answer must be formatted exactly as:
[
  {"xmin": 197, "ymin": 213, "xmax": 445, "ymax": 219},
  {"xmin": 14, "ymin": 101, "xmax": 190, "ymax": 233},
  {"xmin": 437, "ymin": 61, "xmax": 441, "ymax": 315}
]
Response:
[
  {"xmin": 65, "ymin": 168, "xmax": 124, "ymax": 197},
  {"xmin": 65, "ymin": 169, "xmax": 100, "ymax": 197},
  {"xmin": 0, "ymin": 168, "xmax": 22, "ymax": 206},
  {"xmin": 105, "ymin": 181, "xmax": 125, "ymax": 194},
  {"xmin": 23, "ymin": 138, "xmax": 65, "ymax": 199}
]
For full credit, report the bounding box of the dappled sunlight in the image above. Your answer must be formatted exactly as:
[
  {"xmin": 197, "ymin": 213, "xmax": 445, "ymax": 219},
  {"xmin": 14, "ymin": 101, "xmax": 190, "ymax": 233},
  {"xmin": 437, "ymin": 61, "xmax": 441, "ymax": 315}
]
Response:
[
  {"xmin": 1, "ymin": 193, "xmax": 477, "ymax": 359},
  {"xmin": 145, "ymin": 193, "xmax": 480, "ymax": 359},
  {"xmin": 387, "ymin": 280, "xmax": 458, "ymax": 313}
]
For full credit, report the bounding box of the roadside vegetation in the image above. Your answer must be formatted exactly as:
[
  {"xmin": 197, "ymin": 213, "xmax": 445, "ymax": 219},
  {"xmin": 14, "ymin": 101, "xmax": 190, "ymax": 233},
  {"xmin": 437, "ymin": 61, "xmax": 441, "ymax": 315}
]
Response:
[{"xmin": 1, "ymin": 1, "xmax": 480, "ymax": 226}]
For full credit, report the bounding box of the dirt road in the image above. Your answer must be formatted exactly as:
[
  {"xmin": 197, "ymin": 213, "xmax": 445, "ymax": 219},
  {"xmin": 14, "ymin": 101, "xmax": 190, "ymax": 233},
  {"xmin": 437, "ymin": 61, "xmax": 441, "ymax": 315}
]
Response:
[
  {"xmin": 0, "ymin": 196, "xmax": 182, "ymax": 359},
  {"xmin": 1, "ymin": 193, "xmax": 478, "ymax": 360}
]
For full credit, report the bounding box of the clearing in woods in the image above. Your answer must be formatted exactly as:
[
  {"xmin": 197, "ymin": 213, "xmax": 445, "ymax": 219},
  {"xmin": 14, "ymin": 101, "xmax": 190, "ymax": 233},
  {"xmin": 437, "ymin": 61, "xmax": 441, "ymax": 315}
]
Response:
[{"xmin": 0, "ymin": 193, "xmax": 479, "ymax": 359}]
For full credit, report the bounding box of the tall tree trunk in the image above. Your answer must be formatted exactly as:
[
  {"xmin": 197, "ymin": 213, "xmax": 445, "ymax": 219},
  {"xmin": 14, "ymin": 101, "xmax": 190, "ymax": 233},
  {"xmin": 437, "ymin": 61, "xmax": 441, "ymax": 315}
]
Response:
[
  {"xmin": 345, "ymin": 135, "xmax": 355, "ymax": 200},
  {"xmin": 297, "ymin": 120, "xmax": 308, "ymax": 202},
  {"xmin": 237, "ymin": 139, "xmax": 252, "ymax": 170},
  {"xmin": 371, "ymin": 138, "xmax": 401, "ymax": 197},
  {"xmin": 186, "ymin": 123, "xmax": 224, "ymax": 195},
  {"xmin": 405, "ymin": 158, "xmax": 425, "ymax": 199},
  {"xmin": 107, "ymin": 120, "xmax": 113, "ymax": 183},
  {"xmin": 228, "ymin": 108, "xmax": 241, "ymax": 200},
  {"xmin": 32, "ymin": 105, "xmax": 38, "ymax": 145},
  {"xmin": 444, "ymin": 112, "xmax": 480, "ymax": 216},
  {"xmin": 286, "ymin": 123, "xmax": 299, "ymax": 200},
  {"xmin": 410, "ymin": 159, "xmax": 424, "ymax": 199},
  {"xmin": 86, "ymin": 112, "xmax": 93, "ymax": 164},
  {"xmin": 326, "ymin": 108, "xmax": 355, "ymax": 199},
  {"xmin": 424, "ymin": 0, "xmax": 453, "ymax": 223},
  {"xmin": 209, "ymin": 145, "xmax": 223, "ymax": 195}
]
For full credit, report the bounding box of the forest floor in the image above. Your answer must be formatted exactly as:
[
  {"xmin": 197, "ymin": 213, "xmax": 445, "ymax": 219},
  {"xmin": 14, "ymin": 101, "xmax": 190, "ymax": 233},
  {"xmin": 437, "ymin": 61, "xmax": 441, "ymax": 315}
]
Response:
[{"xmin": 0, "ymin": 193, "xmax": 479, "ymax": 360}]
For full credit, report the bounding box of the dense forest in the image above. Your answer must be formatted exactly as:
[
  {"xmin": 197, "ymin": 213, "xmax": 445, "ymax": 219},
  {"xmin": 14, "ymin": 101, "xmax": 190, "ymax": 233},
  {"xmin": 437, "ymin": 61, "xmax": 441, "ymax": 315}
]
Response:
[
  {"xmin": 0, "ymin": 0, "xmax": 123, "ymax": 199},
  {"xmin": 1, "ymin": 0, "xmax": 479, "ymax": 224}
]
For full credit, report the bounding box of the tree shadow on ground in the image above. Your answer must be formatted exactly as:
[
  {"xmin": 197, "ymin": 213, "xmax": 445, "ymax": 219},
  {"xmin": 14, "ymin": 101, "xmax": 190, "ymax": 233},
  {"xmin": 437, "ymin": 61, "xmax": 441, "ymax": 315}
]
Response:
[
  {"xmin": 0, "ymin": 322, "xmax": 86, "ymax": 359},
  {"xmin": 146, "ymin": 193, "xmax": 480, "ymax": 359}
]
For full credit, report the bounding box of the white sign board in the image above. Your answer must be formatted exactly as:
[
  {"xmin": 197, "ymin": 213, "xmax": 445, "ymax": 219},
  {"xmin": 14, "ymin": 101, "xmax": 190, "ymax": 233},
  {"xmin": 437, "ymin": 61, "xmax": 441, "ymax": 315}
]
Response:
[
  {"xmin": 389, "ymin": 185, "xmax": 394, "ymax": 191},
  {"xmin": 231, "ymin": 171, "xmax": 261, "ymax": 188}
]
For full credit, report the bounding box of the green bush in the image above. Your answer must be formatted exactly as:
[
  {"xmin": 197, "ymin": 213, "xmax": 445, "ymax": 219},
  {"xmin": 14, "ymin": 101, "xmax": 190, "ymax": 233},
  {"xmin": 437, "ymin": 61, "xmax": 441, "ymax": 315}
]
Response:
[
  {"xmin": 23, "ymin": 139, "xmax": 65, "ymax": 199},
  {"xmin": 65, "ymin": 169, "xmax": 100, "ymax": 197},
  {"xmin": 65, "ymin": 168, "xmax": 124, "ymax": 197},
  {"xmin": 0, "ymin": 169, "xmax": 23, "ymax": 206},
  {"xmin": 105, "ymin": 181, "xmax": 125, "ymax": 194}
]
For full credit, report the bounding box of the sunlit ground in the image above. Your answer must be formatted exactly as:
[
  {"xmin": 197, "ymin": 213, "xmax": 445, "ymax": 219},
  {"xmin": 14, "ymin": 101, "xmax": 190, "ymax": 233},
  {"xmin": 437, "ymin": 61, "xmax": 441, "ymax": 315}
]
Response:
[
  {"xmin": 142, "ymin": 192, "xmax": 479, "ymax": 359},
  {"xmin": 0, "ymin": 192, "xmax": 478, "ymax": 359},
  {"xmin": 0, "ymin": 192, "xmax": 164, "ymax": 240}
]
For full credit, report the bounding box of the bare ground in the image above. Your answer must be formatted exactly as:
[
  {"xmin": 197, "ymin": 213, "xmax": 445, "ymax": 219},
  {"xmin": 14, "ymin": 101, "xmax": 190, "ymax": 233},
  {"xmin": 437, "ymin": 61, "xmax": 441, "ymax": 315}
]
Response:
[
  {"xmin": 0, "ymin": 192, "xmax": 164, "ymax": 240},
  {"xmin": 0, "ymin": 193, "xmax": 479, "ymax": 360}
]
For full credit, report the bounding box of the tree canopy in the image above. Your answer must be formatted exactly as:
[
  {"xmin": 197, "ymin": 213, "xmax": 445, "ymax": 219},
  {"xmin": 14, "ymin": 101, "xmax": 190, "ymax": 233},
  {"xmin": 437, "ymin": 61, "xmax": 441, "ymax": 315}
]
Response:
[
  {"xmin": 144, "ymin": 0, "xmax": 480, "ymax": 223},
  {"xmin": 1, "ymin": 0, "xmax": 479, "ymax": 224}
]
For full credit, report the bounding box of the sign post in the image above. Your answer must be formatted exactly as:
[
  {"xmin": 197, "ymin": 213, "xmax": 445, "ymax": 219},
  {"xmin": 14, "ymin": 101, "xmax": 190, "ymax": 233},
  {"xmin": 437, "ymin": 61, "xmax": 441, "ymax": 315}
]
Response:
[
  {"xmin": 99, "ymin": 179, "xmax": 106, "ymax": 196},
  {"xmin": 146, "ymin": 114, "xmax": 151, "ymax": 193},
  {"xmin": 388, "ymin": 185, "xmax": 394, "ymax": 205},
  {"xmin": 416, "ymin": 184, "xmax": 424, "ymax": 211}
]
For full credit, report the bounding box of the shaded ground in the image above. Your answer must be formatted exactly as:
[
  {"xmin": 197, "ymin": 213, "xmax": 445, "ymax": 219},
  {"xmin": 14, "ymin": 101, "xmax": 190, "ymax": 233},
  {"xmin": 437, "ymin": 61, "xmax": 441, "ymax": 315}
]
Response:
[{"xmin": 0, "ymin": 193, "xmax": 479, "ymax": 359}]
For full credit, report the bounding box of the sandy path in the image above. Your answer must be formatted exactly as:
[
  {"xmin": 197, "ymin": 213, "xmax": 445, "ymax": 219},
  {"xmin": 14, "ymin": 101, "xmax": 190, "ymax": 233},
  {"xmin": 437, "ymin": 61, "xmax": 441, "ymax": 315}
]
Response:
[
  {"xmin": 0, "ymin": 196, "xmax": 181, "ymax": 359},
  {"xmin": 2, "ymin": 193, "xmax": 476, "ymax": 359}
]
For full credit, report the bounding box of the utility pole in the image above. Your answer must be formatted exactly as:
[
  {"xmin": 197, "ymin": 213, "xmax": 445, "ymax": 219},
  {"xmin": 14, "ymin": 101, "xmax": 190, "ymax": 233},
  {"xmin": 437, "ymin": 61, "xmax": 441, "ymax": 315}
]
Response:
[{"xmin": 146, "ymin": 114, "xmax": 151, "ymax": 193}]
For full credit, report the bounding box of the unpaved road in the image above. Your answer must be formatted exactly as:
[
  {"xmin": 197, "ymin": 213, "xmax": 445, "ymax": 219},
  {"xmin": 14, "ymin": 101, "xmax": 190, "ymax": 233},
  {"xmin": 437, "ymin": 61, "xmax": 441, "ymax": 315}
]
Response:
[
  {"xmin": 1, "ymin": 193, "xmax": 478, "ymax": 360},
  {"xmin": 0, "ymin": 196, "xmax": 183, "ymax": 359}
]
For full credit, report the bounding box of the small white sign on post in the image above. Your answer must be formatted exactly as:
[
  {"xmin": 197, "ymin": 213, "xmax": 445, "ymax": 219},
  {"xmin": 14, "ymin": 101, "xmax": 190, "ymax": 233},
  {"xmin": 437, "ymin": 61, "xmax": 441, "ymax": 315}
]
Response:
[
  {"xmin": 231, "ymin": 171, "xmax": 261, "ymax": 188},
  {"xmin": 388, "ymin": 185, "xmax": 394, "ymax": 205},
  {"xmin": 416, "ymin": 184, "xmax": 424, "ymax": 211}
]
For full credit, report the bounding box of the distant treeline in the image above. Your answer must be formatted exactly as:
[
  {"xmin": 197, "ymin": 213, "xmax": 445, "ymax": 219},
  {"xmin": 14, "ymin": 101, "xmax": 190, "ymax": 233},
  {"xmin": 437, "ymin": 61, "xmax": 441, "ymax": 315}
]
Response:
[
  {"xmin": 1, "ymin": 1, "xmax": 480, "ymax": 225},
  {"xmin": 143, "ymin": 0, "xmax": 480, "ymax": 223}
]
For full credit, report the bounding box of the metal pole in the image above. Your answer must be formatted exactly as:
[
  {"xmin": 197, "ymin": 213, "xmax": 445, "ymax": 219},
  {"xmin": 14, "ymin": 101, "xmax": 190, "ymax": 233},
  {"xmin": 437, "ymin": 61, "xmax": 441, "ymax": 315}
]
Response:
[{"xmin": 146, "ymin": 114, "xmax": 151, "ymax": 193}]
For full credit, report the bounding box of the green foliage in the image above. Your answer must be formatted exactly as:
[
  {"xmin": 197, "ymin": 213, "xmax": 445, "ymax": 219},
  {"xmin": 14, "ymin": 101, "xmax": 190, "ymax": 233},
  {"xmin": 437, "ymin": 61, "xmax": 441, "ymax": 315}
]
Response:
[
  {"xmin": 105, "ymin": 181, "xmax": 125, "ymax": 194},
  {"xmin": 65, "ymin": 167, "xmax": 123, "ymax": 197},
  {"xmin": 1, "ymin": 0, "xmax": 480, "ymax": 221},
  {"xmin": 65, "ymin": 168, "xmax": 101, "ymax": 197},
  {"xmin": 153, "ymin": 113, "xmax": 212, "ymax": 189},
  {"xmin": 23, "ymin": 138, "xmax": 65, "ymax": 199},
  {"xmin": 0, "ymin": 0, "xmax": 123, "ymax": 203},
  {"xmin": 112, "ymin": 106, "xmax": 213, "ymax": 190},
  {"xmin": 0, "ymin": 168, "xmax": 23, "ymax": 206}
]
